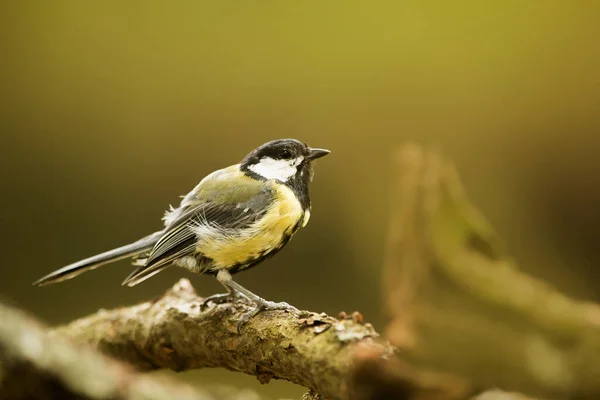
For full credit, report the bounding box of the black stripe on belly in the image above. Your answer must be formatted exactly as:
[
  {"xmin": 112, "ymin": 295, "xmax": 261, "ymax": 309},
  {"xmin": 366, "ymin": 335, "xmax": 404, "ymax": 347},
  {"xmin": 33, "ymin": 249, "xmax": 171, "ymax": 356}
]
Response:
[{"xmin": 226, "ymin": 228, "xmax": 298, "ymax": 275}]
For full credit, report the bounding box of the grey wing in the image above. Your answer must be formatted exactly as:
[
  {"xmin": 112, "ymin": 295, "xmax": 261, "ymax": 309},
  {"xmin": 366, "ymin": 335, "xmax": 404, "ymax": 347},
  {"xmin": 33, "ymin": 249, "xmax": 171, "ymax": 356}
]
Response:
[
  {"xmin": 150, "ymin": 200, "xmax": 270, "ymax": 266},
  {"xmin": 122, "ymin": 187, "xmax": 273, "ymax": 286}
]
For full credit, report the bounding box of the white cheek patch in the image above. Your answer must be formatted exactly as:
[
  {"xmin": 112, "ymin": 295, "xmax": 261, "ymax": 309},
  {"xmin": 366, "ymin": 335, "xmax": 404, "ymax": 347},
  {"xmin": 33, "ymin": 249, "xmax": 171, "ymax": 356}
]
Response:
[{"xmin": 248, "ymin": 156, "xmax": 303, "ymax": 182}]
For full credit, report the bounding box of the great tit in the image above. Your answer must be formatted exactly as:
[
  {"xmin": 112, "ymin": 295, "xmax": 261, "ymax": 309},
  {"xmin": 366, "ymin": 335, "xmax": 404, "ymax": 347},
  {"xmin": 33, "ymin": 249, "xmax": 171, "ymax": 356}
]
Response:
[{"xmin": 34, "ymin": 138, "xmax": 330, "ymax": 326}]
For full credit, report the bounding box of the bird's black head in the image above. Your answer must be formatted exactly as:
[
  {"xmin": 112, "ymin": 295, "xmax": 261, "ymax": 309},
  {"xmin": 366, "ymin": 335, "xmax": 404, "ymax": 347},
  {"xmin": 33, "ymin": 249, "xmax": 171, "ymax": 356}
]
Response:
[
  {"xmin": 241, "ymin": 139, "xmax": 329, "ymax": 182},
  {"xmin": 240, "ymin": 139, "xmax": 330, "ymax": 207}
]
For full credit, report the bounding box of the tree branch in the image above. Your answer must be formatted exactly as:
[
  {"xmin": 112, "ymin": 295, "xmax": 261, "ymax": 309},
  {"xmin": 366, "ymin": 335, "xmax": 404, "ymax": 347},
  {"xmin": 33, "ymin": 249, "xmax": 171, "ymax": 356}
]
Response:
[
  {"xmin": 0, "ymin": 300, "xmax": 251, "ymax": 400},
  {"xmin": 51, "ymin": 279, "xmax": 391, "ymax": 400},
  {"xmin": 383, "ymin": 144, "xmax": 600, "ymax": 399}
]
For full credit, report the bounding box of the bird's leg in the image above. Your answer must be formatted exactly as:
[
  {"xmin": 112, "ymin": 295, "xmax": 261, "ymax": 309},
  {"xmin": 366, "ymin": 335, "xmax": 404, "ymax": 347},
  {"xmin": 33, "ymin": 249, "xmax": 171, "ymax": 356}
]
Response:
[
  {"xmin": 201, "ymin": 271, "xmax": 245, "ymax": 308},
  {"xmin": 214, "ymin": 270, "xmax": 298, "ymax": 331}
]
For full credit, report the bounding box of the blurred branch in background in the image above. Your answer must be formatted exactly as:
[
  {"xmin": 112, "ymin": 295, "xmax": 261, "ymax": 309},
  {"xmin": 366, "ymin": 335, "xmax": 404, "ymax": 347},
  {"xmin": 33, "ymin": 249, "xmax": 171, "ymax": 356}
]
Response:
[
  {"xmin": 383, "ymin": 144, "xmax": 600, "ymax": 400},
  {"xmin": 348, "ymin": 341, "xmax": 471, "ymax": 400}
]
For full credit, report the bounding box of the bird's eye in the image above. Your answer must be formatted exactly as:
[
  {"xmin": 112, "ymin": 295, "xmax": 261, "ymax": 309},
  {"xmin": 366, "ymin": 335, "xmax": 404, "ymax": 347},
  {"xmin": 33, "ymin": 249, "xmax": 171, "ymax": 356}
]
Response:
[{"xmin": 280, "ymin": 149, "xmax": 292, "ymax": 159}]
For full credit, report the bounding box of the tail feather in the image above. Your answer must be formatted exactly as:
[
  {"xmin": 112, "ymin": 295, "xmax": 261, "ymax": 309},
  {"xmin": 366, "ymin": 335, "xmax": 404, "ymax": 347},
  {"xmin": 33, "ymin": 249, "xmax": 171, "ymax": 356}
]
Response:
[
  {"xmin": 121, "ymin": 263, "xmax": 172, "ymax": 287},
  {"xmin": 33, "ymin": 231, "xmax": 163, "ymax": 287}
]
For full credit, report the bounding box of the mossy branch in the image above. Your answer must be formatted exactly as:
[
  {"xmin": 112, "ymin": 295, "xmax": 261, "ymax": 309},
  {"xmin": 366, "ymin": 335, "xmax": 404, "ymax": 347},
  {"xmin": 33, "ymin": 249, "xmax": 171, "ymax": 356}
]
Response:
[
  {"xmin": 1, "ymin": 275, "xmax": 543, "ymax": 400},
  {"xmin": 49, "ymin": 279, "xmax": 391, "ymax": 400},
  {"xmin": 0, "ymin": 300, "xmax": 245, "ymax": 400}
]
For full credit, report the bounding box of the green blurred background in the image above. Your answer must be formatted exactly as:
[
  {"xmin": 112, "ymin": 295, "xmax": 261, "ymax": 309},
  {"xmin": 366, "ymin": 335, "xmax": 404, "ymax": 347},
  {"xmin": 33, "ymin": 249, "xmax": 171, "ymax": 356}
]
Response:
[{"xmin": 1, "ymin": 1, "xmax": 600, "ymax": 398}]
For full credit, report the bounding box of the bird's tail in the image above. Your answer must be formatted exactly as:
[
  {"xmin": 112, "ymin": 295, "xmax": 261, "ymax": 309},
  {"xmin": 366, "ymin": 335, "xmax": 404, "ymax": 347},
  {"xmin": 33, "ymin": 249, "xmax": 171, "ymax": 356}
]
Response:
[{"xmin": 33, "ymin": 231, "xmax": 163, "ymax": 287}]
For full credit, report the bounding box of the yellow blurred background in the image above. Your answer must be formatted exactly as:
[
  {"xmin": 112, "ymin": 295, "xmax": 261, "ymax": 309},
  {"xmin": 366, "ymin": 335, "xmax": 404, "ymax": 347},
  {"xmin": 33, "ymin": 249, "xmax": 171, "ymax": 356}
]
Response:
[{"xmin": 1, "ymin": 1, "xmax": 599, "ymax": 398}]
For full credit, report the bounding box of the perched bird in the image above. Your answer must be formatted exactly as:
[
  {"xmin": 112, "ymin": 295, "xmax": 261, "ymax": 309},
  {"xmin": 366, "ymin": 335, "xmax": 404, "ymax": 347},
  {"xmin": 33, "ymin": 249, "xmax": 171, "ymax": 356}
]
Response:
[{"xmin": 34, "ymin": 138, "xmax": 330, "ymax": 327}]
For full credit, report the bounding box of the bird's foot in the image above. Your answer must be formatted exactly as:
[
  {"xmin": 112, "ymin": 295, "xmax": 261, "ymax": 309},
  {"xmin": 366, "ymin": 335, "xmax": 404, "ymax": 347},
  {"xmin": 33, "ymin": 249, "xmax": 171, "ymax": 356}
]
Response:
[
  {"xmin": 236, "ymin": 299, "xmax": 299, "ymax": 333},
  {"xmin": 201, "ymin": 292, "xmax": 243, "ymax": 309}
]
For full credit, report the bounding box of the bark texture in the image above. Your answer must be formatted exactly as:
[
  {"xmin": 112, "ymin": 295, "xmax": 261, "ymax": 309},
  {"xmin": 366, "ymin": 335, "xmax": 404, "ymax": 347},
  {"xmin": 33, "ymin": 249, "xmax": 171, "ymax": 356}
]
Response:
[
  {"xmin": 0, "ymin": 301, "xmax": 244, "ymax": 400},
  {"xmin": 51, "ymin": 279, "xmax": 390, "ymax": 400},
  {"xmin": 1, "ymin": 275, "xmax": 543, "ymax": 400}
]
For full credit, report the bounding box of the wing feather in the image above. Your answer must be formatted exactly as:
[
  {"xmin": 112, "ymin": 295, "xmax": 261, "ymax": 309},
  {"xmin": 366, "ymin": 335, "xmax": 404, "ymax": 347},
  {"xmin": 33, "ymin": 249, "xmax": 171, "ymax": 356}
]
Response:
[{"xmin": 123, "ymin": 167, "xmax": 274, "ymax": 286}]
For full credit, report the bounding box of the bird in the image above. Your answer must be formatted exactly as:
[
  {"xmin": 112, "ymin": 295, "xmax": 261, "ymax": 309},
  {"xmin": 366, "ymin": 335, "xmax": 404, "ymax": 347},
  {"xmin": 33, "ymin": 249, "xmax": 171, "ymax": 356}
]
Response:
[{"xmin": 34, "ymin": 138, "xmax": 330, "ymax": 328}]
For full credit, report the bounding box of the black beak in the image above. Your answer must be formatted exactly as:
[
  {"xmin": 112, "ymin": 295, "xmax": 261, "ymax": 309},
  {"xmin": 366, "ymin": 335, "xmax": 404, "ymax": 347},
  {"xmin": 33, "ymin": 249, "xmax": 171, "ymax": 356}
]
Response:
[{"xmin": 306, "ymin": 147, "xmax": 331, "ymax": 160}]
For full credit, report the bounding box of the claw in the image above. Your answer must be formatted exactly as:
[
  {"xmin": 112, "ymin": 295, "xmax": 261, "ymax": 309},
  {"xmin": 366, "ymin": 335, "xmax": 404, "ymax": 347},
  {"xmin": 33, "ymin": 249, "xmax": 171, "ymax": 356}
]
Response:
[
  {"xmin": 236, "ymin": 300, "xmax": 299, "ymax": 332},
  {"xmin": 200, "ymin": 292, "xmax": 235, "ymax": 309},
  {"xmin": 212, "ymin": 271, "xmax": 299, "ymax": 332}
]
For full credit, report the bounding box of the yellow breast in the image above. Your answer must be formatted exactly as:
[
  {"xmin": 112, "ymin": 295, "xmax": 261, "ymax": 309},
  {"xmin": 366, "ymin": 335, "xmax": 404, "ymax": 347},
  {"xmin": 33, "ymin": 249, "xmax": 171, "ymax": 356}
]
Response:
[{"xmin": 199, "ymin": 184, "xmax": 305, "ymax": 269}]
